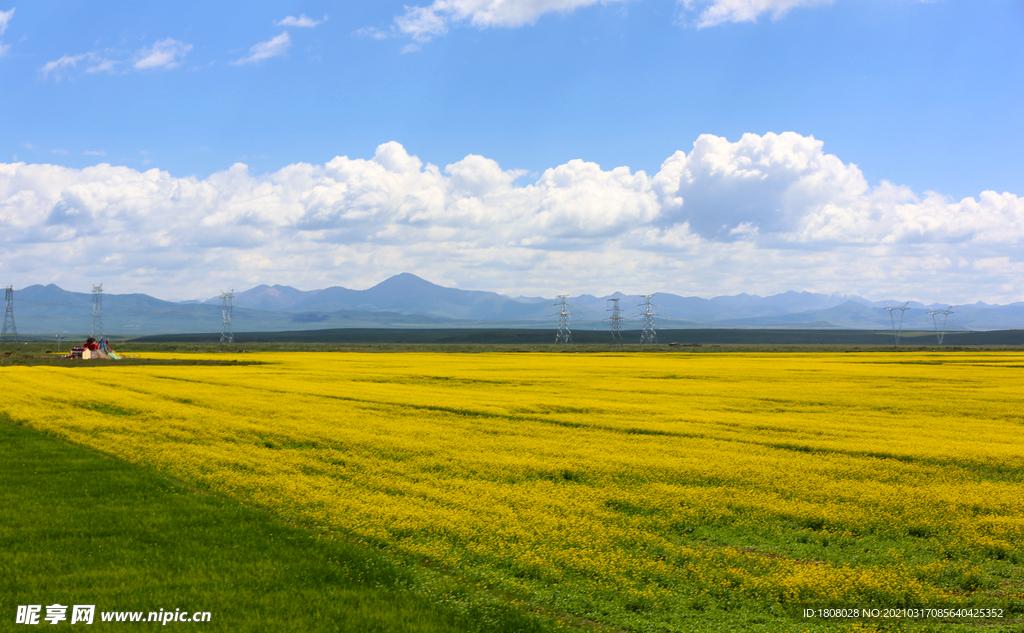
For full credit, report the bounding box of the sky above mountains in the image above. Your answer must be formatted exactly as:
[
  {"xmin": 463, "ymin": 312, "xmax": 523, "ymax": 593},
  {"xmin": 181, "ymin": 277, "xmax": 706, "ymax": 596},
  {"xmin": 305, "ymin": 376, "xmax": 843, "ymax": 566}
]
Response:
[{"xmin": 1, "ymin": 1, "xmax": 1022, "ymax": 303}]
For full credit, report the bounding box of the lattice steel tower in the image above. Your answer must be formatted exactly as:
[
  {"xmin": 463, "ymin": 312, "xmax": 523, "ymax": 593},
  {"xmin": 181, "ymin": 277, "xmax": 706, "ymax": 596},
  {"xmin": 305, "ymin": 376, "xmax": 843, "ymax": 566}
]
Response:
[
  {"xmin": 638, "ymin": 295, "xmax": 658, "ymax": 344},
  {"xmin": 927, "ymin": 306, "xmax": 954, "ymax": 345},
  {"xmin": 220, "ymin": 290, "xmax": 235, "ymax": 344},
  {"xmin": 91, "ymin": 284, "xmax": 103, "ymax": 340},
  {"xmin": 607, "ymin": 298, "xmax": 623, "ymax": 346},
  {"xmin": 2, "ymin": 285, "xmax": 17, "ymax": 344},
  {"xmin": 552, "ymin": 295, "xmax": 573, "ymax": 344},
  {"xmin": 884, "ymin": 302, "xmax": 910, "ymax": 346}
]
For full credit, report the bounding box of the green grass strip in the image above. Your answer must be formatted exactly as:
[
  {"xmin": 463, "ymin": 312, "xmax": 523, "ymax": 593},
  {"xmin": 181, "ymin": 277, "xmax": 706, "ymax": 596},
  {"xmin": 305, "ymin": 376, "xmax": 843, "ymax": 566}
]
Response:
[{"xmin": 0, "ymin": 416, "xmax": 588, "ymax": 632}]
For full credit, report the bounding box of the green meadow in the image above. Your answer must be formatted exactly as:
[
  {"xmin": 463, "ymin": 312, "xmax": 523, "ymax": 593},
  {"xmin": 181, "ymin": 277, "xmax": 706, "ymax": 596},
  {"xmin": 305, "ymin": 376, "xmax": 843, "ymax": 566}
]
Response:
[{"xmin": 0, "ymin": 416, "xmax": 591, "ymax": 632}]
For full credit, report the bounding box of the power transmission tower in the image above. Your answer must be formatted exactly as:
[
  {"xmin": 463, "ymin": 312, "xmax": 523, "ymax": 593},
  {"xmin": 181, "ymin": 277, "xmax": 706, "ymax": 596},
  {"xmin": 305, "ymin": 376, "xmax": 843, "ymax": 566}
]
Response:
[
  {"xmin": 638, "ymin": 295, "xmax": 658, "ymax": 344},
  {"xmin": 927, "ymin": 306, "xmax": 954, "ymax": 345},
  {"xmin": 884, "ymin": 302, "xmax": 910, "ymax": 346},
  {"xmin": 220, "ymin": 290, "xmax": 234, "ymax": 344},
  {"xmin": 607, "ymin": 298, "xmax": 623, "ymax": 347},
  {"xmin": 2, "ymin": 285, "xmax": 17, "ymax": 344},
  {"xmin": 551, "ymin": 295, "xmax": 573, "ymax": 344},
  {"xmin": 91, "ymin": 284, "xmax": 103, "ymax": 340}
]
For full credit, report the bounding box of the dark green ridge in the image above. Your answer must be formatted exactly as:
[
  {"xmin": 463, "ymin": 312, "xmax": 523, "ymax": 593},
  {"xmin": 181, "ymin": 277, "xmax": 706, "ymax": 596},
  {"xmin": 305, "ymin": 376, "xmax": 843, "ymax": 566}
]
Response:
[
  {"xmin": 125, "ymin": 328, "xmax": 1024, "ymax": 345},
  {"xmin": 0, "ymin": 415, "xmax": 591, "ymax": 633}
]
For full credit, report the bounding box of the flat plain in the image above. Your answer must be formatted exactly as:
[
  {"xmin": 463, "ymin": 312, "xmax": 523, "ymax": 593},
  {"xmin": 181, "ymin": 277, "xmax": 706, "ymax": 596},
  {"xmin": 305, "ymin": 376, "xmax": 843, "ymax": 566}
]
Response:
[{"xmin": 3, "ymin": 350, "xmax": 1023, "ymax": 631}]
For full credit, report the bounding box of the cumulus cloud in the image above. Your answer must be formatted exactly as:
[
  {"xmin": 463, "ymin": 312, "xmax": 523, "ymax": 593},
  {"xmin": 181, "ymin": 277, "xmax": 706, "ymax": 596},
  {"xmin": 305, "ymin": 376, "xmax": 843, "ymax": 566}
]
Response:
[
  {"xmin": 232, "ymin": 32, "xmax": 291, "ymax": 65},
  {"xmin": 653, "ymin": 132, "xmax": 866, "ymax": 237},
  {"xmin": 392, "ymin": 0, "xmax": 630, "ymax": 43},
  {"xmin": 680, "ymin": 0, "xmax": 834, "ymax": 27},
  {"xmin": 276, "ymin": 14, "xmax": 325, "ymax": 28},
  {"xmin": 1, "ymin": 134, "xmax": 1022, "ymax": 303},
  {"xmin": 134, "ymin": 38, "xmax": 193, "ymax": 70}
]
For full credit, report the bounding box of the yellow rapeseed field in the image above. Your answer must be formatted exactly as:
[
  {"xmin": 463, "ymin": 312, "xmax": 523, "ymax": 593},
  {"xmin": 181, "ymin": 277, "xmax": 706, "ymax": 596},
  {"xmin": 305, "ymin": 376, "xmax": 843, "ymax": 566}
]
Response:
[{"xmin": 4, "ymin": 351, "xmax": 1022, "ymax": 630}]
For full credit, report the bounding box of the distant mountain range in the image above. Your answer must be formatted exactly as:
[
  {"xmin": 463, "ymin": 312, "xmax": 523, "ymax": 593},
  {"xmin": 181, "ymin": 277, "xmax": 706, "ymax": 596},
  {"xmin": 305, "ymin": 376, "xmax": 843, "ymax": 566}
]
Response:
[
  {"xmin": 7, "ymin": 273, "xmax": 1024, "ymax": 337},
  {"xmin": 204, "ymin": 274, "xmax": 538, "ymax": 320}
]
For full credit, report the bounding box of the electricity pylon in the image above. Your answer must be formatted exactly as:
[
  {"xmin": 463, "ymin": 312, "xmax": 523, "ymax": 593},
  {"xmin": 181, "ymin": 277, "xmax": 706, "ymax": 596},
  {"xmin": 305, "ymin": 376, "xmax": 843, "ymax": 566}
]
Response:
[
  {"xmin": 884, "ymin": 302, "xmax": 910, "ymax": 346},
  {"xmin": 607, "ymin": 298, "xmax": 623, "ymax": 347},
  {"xmin": 551, "ymin": 295, "xmax": 573, "ymax": 344},
  {"xmin": 220, "ymin": 290, "xmax": 234, "ymax": 344},
  {"xmin": 91, "ymin": 284, "xmax": 103, "ymax": 340},
  {"xmin": 638, "ymin": 295, "xmax": 658, "ymax": 344},
  {"xmin": 927, "ymin": 306, "xmax": 954, "ymax": 345},
  {"xmin": 2, "ymin": 285, "xmax": 17, "ymax": 344}
]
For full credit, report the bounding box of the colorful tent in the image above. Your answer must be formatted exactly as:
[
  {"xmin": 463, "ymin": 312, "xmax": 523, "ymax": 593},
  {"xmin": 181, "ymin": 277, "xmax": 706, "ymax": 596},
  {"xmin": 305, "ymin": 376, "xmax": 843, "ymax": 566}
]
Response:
[{"xmin": 98, "ymin": 339, "xmax": 122, "ymax": 360}]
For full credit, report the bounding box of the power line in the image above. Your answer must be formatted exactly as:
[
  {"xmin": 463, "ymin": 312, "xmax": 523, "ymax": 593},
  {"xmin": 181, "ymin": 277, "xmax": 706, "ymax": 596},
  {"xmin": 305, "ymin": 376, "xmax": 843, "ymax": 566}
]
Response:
[
  {"xmin": 220, "ymin": 290, "xmax": 234, "ymax": 344},
  {"xmin": 638, "ymin": 295, "xmax": 658, "ymax": 344},
  {"xmin": 91, "ymin": 284, "xmax": 103, "ymax": 340},
  {"xmin": 2, "ymin": 285, "xmax": 17, "ymax": 344},
  {"xmin": 607, "ymin": 298, "xmax": 623, "ymax": 347},
  {"xmin": 927, "ymin": 306, "xmax": 954, "ymax": 345},
  {"xmin": 883, "ymin": 302, "xmax": 910, "ymax": 346}
]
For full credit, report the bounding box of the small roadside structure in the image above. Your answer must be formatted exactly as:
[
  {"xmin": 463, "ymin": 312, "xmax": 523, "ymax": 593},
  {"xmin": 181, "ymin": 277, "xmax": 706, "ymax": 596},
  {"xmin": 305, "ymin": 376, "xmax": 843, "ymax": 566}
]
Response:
[{"xmin": 70, "ymin": 337, "xmax": 122, "ymax": 360}]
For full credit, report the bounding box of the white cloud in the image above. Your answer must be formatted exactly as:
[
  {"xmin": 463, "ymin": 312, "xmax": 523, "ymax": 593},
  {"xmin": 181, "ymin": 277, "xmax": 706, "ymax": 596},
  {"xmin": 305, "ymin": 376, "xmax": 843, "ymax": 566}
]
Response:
[
  {"xmin": 652, "ymin": 131, "xmax": 868, "ymax": 237},
  {"xmin": 0, "ymin": 7, "xmax": 10, "ymax": 58},
  {"xmin": 276, "ymin": 14, "xmax": 325, "ymax": 28},
  {"xmin": 232, "ymin": 32, "xmax": 291, "ymax": 65},
  {"xmin": 680, "ymin": 0, "xmax": 833, "ymax": 27},
  {"xmin": 86, "ymin": 58, "xmax": 118, "ymax": 74},
  {"xmin": 393, "ymin": 0, "xmax": 630, "ymax": 43},
  {"xmin": 355, "ymin": 26, "xmax": 391, "ymax": 40},
  {"xmin": 134, "ymin": 38, "xmax": 193, "ymax": 70},
  {"xmin": 40, "ymin": 54, "xmax": 87, "ymax": 80},
  {"xmin": 82, "ymin": 150, "xmax": 107, "ymax": 156},
  {"xmin": 40, "ymin": 51, "xmax": 120, "ymax": 79},
  {"xmin": 0, "ymin": 134, "xmax": 1022, "ymax": 303},
  {"xmin": 381, "ymin": 0, "xmax": 832, "ymax": 42},
  {"xmin": 0, "ymin": 7, "xmax": 13, "ymax": 36},
  {"xmin": 50, "ymin": 149, "xmax": 68, "ymax": 155},
  {"xmin": 39, "ymin": 38, "xmax": 191, "ymax": 79}
]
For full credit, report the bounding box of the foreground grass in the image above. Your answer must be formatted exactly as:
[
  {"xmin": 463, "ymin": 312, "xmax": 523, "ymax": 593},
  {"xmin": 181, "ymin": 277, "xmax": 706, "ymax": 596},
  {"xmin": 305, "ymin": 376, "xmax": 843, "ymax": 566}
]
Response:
[
  {"xmin": 2, "ymin": 416, "xmax": 941, "ymax": 633},
  {"xmin": 0, "ymin": 418, "xmax": 591, "ymax": 632}
]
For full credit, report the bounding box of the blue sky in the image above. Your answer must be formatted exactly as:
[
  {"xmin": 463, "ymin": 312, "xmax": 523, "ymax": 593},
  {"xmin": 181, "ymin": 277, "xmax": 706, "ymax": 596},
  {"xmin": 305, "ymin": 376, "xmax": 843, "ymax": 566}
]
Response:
[{"xmin": 1, "ymin": 1, "xmax": 1023, "ymax": 303}]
